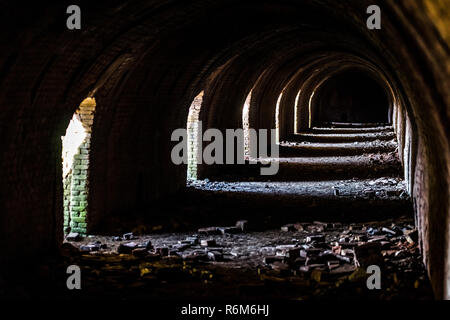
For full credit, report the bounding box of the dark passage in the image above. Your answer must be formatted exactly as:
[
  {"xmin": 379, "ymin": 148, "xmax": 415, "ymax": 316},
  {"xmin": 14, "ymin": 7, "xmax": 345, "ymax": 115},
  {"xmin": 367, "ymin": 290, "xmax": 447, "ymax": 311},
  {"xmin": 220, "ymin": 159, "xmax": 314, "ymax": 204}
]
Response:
[{"xmin": 313, "ymin": 70, "xmax": 390, "ymax": 125}]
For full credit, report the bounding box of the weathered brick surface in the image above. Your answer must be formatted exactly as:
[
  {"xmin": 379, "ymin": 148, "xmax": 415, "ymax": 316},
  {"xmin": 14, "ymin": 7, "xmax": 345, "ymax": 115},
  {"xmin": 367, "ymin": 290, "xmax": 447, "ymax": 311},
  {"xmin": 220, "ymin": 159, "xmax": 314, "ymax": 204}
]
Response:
[
  {"xmin": 187, "ymin": 92, "xmax": 203, "ymax": 180},
  {"xmin": 62, "ymin": 98, "xmax": 95, "ymax": 235},
  {"xmin": 0, "ymin": 0, "xmax": 448, "ymax": 298}
]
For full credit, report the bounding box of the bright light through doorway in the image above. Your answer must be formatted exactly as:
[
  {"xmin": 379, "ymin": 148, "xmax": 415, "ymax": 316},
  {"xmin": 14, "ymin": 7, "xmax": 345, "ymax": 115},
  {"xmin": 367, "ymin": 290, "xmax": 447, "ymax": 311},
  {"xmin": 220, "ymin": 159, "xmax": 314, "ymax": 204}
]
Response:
[{"xmin": 62, "ymin": 114, "xmax": 87, "ymax": 177}]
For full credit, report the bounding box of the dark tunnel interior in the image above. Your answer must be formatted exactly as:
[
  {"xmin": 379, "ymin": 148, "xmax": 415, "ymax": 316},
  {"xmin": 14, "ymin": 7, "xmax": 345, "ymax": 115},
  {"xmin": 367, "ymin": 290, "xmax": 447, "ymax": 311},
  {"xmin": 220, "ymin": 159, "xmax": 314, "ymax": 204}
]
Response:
[
  {"xmin": 0, "ymin": 0, "xmax": 449, "ymax": 303},
  {"xmin": 312, "ymin": 70, "xmax": 390, "ymax": 125}
]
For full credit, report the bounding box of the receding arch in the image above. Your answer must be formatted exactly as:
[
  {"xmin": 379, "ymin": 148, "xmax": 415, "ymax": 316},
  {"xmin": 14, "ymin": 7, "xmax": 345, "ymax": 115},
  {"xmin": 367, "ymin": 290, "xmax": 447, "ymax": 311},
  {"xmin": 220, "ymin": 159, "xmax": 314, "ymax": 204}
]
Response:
[{"xmin": 311, "ymin": 70, "xmax": 390, "ymax": 125}]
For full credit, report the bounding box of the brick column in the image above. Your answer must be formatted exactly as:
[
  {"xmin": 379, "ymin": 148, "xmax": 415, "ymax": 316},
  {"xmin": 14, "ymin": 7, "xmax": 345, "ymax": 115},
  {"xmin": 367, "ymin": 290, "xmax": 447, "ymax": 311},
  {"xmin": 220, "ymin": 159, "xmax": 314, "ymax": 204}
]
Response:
[{"xmin": 63, "ymin": 98, "xmax": 95, "ymax": 235}]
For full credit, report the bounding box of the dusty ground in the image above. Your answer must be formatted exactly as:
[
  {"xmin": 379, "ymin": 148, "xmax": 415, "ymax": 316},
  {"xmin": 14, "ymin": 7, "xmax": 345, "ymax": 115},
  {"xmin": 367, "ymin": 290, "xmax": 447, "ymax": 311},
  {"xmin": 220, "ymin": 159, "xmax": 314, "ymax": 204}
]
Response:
[
  {"xmin": 86, "ymin": 177, "xmax": 413, "ymax": 237},
  {"xmin": 188, "ymin": 177, "xmax": 408, "ymax": 199},
  {"xmin": 42, "ymin": 216, "xmax": 432, "ymax": 300}
]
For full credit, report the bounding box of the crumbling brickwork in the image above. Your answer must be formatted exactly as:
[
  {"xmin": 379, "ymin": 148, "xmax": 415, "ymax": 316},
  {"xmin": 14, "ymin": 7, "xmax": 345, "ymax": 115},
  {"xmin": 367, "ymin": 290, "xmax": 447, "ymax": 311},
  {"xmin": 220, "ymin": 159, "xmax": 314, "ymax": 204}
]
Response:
[
  {"xmin": 0, "ymin": 0, "xmax": 448, "ymax": 299},
  {"xmin": 62, "ymin": 98, "xmax": 95, "ymax": 235},
  {"xmin": 187, "ymin": 92, "xmax": 203, "ymax": 180}
]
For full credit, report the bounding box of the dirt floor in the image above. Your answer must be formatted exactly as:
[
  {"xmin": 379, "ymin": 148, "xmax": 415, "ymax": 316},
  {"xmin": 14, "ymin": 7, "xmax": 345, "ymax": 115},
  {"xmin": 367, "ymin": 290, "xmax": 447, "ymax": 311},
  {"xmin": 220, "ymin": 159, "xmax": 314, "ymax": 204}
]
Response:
[
  {"xmin": 188, "ymin": 178, "xmax": 408, "ymax": 199},
  {"xmin": 19, "ymin": 215, "xmax": 431, "ymax": 300}
]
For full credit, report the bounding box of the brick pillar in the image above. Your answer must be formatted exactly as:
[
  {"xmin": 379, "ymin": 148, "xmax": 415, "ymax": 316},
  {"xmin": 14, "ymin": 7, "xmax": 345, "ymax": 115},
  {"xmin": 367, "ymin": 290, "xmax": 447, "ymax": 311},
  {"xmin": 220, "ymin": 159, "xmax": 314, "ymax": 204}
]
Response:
[
  {"xmin": 62, "ymin": 98, "xmax": 95, "ymax": 235},
  {"xmin": 187, "ymin": 92, "xmax": 203, "ymax": 180}
]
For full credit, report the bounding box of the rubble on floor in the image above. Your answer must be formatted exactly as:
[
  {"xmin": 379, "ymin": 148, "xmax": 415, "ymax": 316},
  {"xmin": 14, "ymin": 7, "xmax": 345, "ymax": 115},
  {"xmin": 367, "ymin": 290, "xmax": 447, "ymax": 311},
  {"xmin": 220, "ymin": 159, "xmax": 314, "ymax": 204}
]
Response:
[
  {"xmin": 187, "ymin": 178, "xmax": 409, "ymax": 201},
  {"xmin": 60, "ymin": 216, "xmax": 433, "ymax": 300}
]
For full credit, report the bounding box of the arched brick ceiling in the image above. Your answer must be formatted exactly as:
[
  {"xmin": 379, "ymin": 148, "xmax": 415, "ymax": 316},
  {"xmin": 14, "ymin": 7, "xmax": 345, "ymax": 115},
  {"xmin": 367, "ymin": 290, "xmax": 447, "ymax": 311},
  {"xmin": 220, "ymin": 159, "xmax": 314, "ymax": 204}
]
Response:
[{"xmin": 0, "ymin": 0, "xmax": 448, "ymax": 298}]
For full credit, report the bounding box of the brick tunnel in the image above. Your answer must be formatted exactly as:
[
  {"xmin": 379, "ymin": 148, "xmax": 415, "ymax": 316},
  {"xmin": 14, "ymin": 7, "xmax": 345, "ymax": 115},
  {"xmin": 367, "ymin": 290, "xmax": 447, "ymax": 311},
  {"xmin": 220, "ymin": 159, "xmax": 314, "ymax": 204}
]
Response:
[{"xmin": 0, "ymin": 0, "xmax": 449, "ymax": 301}]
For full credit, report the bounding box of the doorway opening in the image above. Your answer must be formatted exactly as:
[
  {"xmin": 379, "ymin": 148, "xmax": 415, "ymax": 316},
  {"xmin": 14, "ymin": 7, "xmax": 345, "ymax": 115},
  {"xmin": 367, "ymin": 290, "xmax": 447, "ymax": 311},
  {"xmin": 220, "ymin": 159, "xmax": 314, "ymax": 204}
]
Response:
[
  {"xmin": 187, "ymin": 92, "xmax": 203, "ymax": 181},
  {"xmin": 61, "ymin": 97, "xmax": 96, "ymax": 235},
  {"xmin": 242, "ymin": 91, "xmax": 252, "ymax": 157}
]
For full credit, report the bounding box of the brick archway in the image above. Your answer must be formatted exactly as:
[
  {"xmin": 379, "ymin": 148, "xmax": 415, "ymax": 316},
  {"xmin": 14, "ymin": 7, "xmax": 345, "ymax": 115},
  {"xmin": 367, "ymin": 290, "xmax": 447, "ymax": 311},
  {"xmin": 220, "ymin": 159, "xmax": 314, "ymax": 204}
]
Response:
[{"xmin": 62, "ymin": 97, "xmax": 96, "ymax": 235}]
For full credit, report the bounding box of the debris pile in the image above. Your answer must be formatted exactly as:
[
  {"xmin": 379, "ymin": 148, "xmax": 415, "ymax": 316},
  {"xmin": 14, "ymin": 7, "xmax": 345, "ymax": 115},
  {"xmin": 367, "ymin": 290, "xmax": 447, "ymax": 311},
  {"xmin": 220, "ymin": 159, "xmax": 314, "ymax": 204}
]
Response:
[
  {"xmin": 274, "ymin": 220, "xmax": 420, "ymax": 278},
  {"xmin": 61, "ymin": 217, "xmax": 432, "ymax": 299}
]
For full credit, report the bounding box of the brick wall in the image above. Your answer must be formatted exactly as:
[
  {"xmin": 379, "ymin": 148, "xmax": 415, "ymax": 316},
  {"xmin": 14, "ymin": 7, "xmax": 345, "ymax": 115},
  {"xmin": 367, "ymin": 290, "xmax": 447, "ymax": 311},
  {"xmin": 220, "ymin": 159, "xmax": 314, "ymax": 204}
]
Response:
[
  {"xmin": 187, "ymin": 92, "xmax": 203, "ymax": 181},
  {"xmin": 0, "ymin": 0, "xmax": 448, "ymax": 299},
  {"xmin": 62, "ymin": 98, "xmax": 95, "ymax": 235},
  {"xmin": 242, "ymin": 91, "xmax": 252, "ymax": 157}
]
